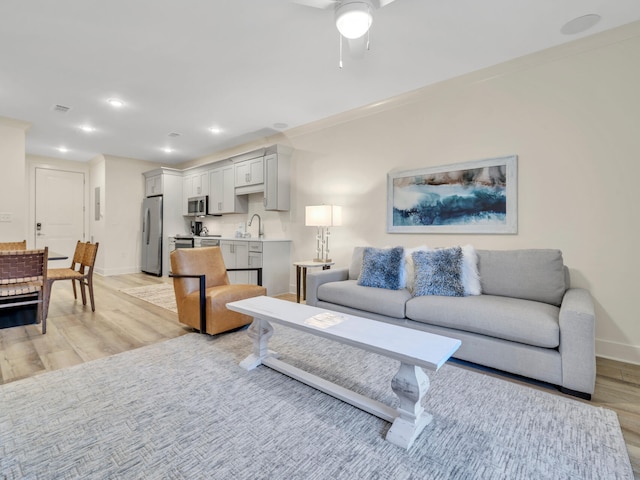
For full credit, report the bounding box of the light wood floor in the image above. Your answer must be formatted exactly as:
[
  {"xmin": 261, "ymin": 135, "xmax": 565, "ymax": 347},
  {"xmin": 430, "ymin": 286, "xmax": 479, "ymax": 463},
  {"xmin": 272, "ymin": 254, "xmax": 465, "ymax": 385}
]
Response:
[{"xmin": 1, "ymin": 273, "xmax": 639, "ymax": 476}]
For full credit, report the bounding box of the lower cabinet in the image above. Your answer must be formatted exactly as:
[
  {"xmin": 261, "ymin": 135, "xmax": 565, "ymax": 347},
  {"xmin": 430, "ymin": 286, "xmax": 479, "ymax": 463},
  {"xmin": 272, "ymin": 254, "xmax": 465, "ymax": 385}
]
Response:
[{"xmin": 220, "ymin": 239, "xmax": 291, "ymax": 296}]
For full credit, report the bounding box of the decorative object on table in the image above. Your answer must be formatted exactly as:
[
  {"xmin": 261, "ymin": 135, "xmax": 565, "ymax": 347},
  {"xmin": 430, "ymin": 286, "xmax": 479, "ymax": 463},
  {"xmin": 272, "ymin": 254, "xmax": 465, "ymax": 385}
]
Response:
[
  {"xmin": 305, "ymin": 205, "xmax": 342, "ymax": 262},
  {"xmin": 44, "ymin": 241, "xmax": 99, "ymax": 323},
  {"xmin": 169, "ymin": 246, "xmax": 266, "ymax": 335},
  {"xmin": 387, "ymin": 155, "xmax": 517, "ymax": 234},
  {"xmin": 0, "ymin": 247, "xmax": 48, "ymax": 333},
  {"xmin": 0, "ymin": 240, "xmax": 26, "ymax": 250}
]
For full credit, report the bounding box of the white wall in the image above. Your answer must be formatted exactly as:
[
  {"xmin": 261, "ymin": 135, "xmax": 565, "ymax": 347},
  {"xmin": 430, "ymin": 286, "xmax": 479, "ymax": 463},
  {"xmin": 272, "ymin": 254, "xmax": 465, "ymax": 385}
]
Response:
[
  {"xmin": 91, "ymin": 154, "xmax": 157, "ymax": 276},
  {"xmin": 279, "ymin": 23, "xmax": 640, "ymax": 364},
  {"xmin": 0, "ymin": 118, "xmax": 30, "ymax": 242},
  {"xmin": 89, "ymin": 155, "xmax": 106, "ymax": 274}
]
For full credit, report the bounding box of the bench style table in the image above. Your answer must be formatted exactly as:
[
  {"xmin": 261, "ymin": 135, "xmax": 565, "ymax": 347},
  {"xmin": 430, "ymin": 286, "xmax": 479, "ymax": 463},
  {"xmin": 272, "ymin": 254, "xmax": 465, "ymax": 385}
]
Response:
[{"xmin": 227, "ymin": 296, "xmax": 461, "ymax": 449}]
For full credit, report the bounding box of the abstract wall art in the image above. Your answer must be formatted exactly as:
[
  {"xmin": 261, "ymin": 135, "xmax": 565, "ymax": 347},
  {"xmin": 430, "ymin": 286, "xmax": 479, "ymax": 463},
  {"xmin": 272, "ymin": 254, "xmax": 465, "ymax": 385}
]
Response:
[{"xmin": 387, "ymin": 155, "xmax": 517, "ymax": 234}]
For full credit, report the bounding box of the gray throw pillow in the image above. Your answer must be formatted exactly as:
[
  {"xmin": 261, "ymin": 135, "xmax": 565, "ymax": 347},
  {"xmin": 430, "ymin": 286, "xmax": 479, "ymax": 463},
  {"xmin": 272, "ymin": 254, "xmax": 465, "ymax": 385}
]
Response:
[
  {"xmin": 413, "ymin": 247, "xmax": 465, "ymax": 297},
  {"xmin": 357, "ymin": 246, "xmax": 404, "ymax": 290}
]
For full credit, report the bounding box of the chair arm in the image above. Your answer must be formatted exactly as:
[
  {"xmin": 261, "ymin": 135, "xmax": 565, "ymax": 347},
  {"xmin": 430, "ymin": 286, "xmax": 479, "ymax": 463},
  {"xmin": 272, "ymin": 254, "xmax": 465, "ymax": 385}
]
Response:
[
  {"xmin": 170, "ymin": 274, "xmax": 206, "ymax": 333},
  {"xmin": 305, "ymin": 267, "xmax": 349, "ymax": 306},
  {"xmin": 559, "ymin": 287, "xmax": 596, "ymax": 396},
  {"xmin": 225, "ymin": 267, "xmax": 263, "ymax": 286}
]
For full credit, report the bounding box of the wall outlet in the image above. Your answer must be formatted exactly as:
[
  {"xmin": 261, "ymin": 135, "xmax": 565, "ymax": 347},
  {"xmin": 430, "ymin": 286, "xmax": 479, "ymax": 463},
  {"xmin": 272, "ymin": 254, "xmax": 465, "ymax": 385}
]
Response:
[{"xmin": 0, "ymin": 213, "xmax": 12, "ymax": 222}]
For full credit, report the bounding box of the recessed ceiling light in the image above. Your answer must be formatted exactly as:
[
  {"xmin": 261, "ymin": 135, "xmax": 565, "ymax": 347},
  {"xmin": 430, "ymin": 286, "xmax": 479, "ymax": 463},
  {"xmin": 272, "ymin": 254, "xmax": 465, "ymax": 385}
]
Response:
[
  {"xmin": 79, "ymin": 125, "xmax": 95, "ymax": 133},
  {"xmin": 561, "ymin": 14, "xmax": 601, "ymax": 35},
  {"xmin": 107, "ymin": 98, "xmax": 125, "ymax": 108},
  {"xmin": 57, "ymin": 146, "xmax": 69, "ymax": 153},
  {"xmin": 208, "ymin": 127, "xmax": 223, "ymax": 134},
  {"xmin": 162, "ymin": 147, "xmax": 173, "ymax": 154}
]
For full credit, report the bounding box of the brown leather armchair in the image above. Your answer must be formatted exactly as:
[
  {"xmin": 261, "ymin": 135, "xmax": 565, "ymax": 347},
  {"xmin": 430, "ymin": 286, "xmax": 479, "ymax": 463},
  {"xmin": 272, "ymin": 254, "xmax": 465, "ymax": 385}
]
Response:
[{"xmin": 170, "ymin": 246, "xmax": 266, "ymax": 335}]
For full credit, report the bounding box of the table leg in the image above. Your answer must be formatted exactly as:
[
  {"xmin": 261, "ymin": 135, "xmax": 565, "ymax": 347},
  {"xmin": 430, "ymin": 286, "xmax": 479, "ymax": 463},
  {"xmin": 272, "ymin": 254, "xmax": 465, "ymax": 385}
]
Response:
[
  {"xmin": 302, "ymin": 267, "xmax": 307, "ymax": 302},
  {"xmin": 239, "ymin": 318, "xmax": 276, "ymax": 370},
  {"xmin": 386, "ymin": 362, "xmax": 433, "ymax": 450},
  {"xmin": 296, "ymin": 266, "xmax": 302, "ymax": 303}
]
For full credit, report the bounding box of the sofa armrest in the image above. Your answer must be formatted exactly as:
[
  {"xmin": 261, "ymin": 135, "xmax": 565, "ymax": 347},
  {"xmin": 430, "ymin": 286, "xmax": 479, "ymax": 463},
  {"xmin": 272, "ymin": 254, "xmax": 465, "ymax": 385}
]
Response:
[
  {"xmin": 306, "ymin": 267, "xmax": 349, "ymax": 306},
  {"xmin": 559, "ymin": 288, "xmax": 596, "ymax": 396}
]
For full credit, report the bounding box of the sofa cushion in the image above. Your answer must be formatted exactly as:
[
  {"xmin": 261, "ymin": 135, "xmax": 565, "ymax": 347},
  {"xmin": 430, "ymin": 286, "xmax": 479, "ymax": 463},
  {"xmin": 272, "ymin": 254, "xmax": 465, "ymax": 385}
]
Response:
[
  {"xmin": 357, "ymin": 247, "xmax": 405, "ymax": 290},
  {"xmin": 318, "ymin": 280, "xmax": 410, "ymax": 319},
  {"xmin": 406, "ymin": 294, "xmax": 560, "ymax": 348},
  {"xmin": 413, "ymin": 247, "xmax": 465, "ymax": 297},
  {"xmin": 349, "ymin": 247, "xmax": 366, "ymax": 280},
  {"xmin": 477, "ymin": 249, "xmax": 566, "ymax": 306}
]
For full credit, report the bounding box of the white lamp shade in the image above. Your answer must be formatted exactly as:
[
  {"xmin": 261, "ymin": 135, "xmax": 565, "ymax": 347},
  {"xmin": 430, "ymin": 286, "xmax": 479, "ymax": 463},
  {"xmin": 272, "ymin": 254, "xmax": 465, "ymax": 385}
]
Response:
[
  {"xmin": 335, "ymin": 2, "xmax": 372, "ymax": 39},
  {"xmin": 306, "ymin": 205, "xmax": 342, "ymax": 227}
]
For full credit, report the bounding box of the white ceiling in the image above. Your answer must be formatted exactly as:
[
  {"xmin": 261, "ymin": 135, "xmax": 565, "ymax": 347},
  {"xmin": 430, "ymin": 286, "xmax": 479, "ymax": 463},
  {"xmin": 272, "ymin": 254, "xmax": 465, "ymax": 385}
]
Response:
[{"xmin": 2, "ymin": 0, "xmax": 640, "ymax": 164}]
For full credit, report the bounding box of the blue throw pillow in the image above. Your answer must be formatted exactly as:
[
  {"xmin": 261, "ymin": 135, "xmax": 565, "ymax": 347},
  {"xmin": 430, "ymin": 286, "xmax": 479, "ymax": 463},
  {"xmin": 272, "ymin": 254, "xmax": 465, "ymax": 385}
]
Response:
[
  {"xmin": 357, "ymin": 246, "xmax": 404, "ymax": 290},
  {"xmin": 413, "ymin": 247, "xmax": 465, "ymax": 297}
]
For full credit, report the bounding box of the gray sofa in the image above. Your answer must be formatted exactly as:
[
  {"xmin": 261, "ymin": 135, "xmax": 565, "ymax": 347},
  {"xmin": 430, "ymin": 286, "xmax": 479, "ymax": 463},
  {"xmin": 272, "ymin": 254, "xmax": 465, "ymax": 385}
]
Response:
[{"xmin": 306, "ymin": 248, "xmax": 596, "ymax": 399}]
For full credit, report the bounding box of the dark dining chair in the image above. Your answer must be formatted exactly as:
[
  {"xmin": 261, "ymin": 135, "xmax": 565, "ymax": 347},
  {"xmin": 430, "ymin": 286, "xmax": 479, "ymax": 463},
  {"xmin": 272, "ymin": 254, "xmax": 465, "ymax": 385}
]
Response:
[
  {"xmin": 0, "ymin": 247, "xmax": 49, "ymax": 333},
  {"xmin": 44, "ymin": 241, "xmax": 99, "ymax": 318}
]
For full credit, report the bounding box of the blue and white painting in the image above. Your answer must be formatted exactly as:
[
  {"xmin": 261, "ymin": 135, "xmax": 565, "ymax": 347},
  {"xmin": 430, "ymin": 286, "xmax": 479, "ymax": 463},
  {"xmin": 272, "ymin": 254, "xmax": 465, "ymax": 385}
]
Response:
[{"xmin": 387, "ymin": 156, "xmax": 517, "ymax": 234}]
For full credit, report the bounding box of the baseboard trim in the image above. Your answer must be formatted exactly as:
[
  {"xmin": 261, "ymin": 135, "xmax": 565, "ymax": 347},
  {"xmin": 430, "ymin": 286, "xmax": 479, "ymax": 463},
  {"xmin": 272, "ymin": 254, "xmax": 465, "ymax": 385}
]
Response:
[{"xmin": 596, "ymin": 339, "xmax": 640, "ymax": 366}]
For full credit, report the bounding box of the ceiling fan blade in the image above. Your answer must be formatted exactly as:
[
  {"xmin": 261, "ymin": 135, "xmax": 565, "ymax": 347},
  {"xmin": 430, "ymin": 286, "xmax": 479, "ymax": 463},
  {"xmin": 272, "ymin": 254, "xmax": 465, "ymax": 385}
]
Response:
[
  {"xmin": 372, "ymin": 0, "xmax": 397, "ymax": 8},
  {"xmin": 291, "ymin": 0, "xmax": 337, "ymax": 9}
]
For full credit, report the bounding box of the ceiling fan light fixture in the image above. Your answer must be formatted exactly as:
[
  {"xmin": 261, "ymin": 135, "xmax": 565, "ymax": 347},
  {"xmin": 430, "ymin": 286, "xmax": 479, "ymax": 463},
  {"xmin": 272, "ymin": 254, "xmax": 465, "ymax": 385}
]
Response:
[{"xmin": 335, "ymin": 2, "xmax": 372, "ymax": 39}]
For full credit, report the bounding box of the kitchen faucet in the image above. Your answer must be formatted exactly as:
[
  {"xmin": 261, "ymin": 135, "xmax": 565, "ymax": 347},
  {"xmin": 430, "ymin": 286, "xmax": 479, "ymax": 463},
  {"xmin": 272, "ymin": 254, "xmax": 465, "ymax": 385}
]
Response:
[{"xmin": 248, "ymin": 214, "xmax": 263, "ymax": 238}]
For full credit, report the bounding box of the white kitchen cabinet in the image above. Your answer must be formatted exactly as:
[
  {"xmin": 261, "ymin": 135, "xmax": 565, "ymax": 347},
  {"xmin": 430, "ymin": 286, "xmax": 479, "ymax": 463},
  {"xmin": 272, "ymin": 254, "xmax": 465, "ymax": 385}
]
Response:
[
  {"xmin": 182, "ymin": 171, "xmax": 210, "ymax": 215},
  {"xmin": 209, "ymin": 165, "xmax": 247, "ymax": 215},
  {"xmin": 220, "ymin": 240, "xmax": 250, "ymax": 284},
  {"xmin": 234, "ymin": 156, "xmax": 264, "ymax": 190},
  {"xmin": 145, "ymin": 174, "xmax": 163, "ymax": 197},
  {"xmin": 263, "ymin": 152, "xmax": 290, "ymax": 211},
  {"xmin": 220, "ymin": 239, "xmax": 291, "ymax": 295}
]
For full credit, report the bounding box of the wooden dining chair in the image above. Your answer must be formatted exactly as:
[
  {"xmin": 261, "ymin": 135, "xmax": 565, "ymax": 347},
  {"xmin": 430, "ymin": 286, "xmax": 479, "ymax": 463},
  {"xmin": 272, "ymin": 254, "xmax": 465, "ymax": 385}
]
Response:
[
  {"xmin": 44, "ymin": 241, "xmax": 99, "ymax": 318},
  {"xmin": 0, "ymin": 247, "xmax": 49, "ymax": 333},
  {"xmin": 0, "ymin": 240, "xmax": 27, "ymax": 250}
]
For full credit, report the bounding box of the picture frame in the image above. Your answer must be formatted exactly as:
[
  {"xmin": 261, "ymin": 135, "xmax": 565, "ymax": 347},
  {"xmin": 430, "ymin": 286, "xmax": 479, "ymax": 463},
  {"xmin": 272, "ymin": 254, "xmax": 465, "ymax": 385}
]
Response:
[{"xmin": 387, "ymin": 155, "xmax": 518, "ymax": 234}]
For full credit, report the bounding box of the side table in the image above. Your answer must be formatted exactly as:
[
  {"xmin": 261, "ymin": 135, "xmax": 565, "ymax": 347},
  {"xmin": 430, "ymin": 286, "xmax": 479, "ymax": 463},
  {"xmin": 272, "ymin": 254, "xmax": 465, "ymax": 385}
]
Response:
[{"xmin": 293, "ymin": 260, "xmax": 334, "ymax": 303}]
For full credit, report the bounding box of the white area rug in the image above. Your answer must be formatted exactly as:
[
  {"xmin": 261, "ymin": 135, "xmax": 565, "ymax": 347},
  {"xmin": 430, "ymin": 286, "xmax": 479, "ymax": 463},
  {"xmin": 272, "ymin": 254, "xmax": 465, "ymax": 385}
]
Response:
[
  {"xmin": 121, "ymin": 283, "xmax": 177, "ymax": 313},
  {"xmin": 0, "ymin": 327, "xmax": 633, "ymax": 479}
]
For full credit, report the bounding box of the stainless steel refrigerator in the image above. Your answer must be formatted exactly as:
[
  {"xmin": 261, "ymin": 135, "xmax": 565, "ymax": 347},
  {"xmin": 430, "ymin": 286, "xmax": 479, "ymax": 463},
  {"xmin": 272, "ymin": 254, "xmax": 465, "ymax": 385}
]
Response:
[{"xmin": 141, "ymin": 196, "xmax": 163, "ymax": 276}]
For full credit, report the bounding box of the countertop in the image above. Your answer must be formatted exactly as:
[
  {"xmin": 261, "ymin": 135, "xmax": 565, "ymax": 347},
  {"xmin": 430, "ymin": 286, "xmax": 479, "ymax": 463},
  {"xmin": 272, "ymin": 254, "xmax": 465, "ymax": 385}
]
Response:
[{"xmin": 171, "ymin": 235, "xmax": 291, "ymax": 242}]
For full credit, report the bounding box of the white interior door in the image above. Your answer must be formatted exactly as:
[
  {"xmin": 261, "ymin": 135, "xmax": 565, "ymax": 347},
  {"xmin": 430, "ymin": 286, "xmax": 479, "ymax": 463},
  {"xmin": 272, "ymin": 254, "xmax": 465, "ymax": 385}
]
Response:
[{"xmin": 35, "ymin": 168, "xmax": 85, "ymax": 261}]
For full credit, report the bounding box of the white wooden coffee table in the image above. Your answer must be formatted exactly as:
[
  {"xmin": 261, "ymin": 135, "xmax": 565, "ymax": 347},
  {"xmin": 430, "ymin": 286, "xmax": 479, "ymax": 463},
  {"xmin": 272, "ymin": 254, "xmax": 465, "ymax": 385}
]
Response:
[{"xmin": 227, "ymin": 296, "xmax": 461, "ymax": 449}]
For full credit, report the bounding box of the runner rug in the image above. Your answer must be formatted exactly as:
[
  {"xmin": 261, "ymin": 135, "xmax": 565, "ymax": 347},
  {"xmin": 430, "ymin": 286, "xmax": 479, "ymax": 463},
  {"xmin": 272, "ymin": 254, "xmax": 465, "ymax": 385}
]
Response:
[
  {"xmin": 121, "ymin": 283, "xmax": 177, "ymax": 313},
  {"xmin": 0, "ymin": 326, "xmax": 633, "ymax": 479}
]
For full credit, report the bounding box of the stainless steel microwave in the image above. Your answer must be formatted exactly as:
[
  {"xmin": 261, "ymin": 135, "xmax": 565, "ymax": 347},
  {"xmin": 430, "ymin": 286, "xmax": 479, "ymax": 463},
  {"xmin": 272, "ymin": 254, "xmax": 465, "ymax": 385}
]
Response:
[{"xmin": 187, "ymin": 196, "xmax": 208, "ymax": 216}]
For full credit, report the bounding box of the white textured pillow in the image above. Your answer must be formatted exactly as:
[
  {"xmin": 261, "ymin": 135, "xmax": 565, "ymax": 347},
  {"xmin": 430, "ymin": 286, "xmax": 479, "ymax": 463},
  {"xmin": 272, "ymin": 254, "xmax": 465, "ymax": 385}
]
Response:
[
  {"xmin": 404, "ymin": 245, "xmax": 429, "ymax": 293},
  {"xmin": 461, "ymin": 245, "xmax": 481, "ymax": 295}
]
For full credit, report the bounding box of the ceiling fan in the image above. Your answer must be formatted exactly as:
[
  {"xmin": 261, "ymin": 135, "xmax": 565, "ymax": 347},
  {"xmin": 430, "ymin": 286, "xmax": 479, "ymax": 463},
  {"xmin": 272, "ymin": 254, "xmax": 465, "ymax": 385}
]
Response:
[{"xmin": 293, "ymin": 0, "xmax": 398, "ymax": 64}]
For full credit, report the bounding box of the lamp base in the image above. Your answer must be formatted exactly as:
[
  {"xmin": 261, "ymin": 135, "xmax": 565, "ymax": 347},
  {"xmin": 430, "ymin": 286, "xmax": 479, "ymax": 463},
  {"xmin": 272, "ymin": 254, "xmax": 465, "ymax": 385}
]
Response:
[{"xmin": 313, "ymin": 258, "xmax": 331, "ymax": 263}]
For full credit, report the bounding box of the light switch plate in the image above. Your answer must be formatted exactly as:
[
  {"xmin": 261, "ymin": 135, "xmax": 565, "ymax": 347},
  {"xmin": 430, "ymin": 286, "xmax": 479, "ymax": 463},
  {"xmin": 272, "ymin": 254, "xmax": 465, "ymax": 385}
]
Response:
[{"xmin": 0, "ymin": 212, "xmax": 12, "ymax": 222}]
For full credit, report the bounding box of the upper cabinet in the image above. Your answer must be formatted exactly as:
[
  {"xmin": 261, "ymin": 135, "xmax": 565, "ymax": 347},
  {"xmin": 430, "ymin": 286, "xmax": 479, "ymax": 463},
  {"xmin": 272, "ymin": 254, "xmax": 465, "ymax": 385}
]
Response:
[
  {"xmin": 234, "ymin": 156, "xmax": 264, "ymax": 193},
  {"xmin": 145, "ymin": 174, "xmax": 163, "ymax": 197},
  {"xmin": 182, "ymin": 170, "xmax": 210, "ymax": 215},
  {"xmin": 263, "ymin": 152, "xmax": 290, "ymax": 211},
  {"xmin": 209, "ymin": 164, "xmax": 247, "ymax": 215},
  {"xmin": 232, "ymin": 145, "xmax": 292, "ymax": 211}
]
